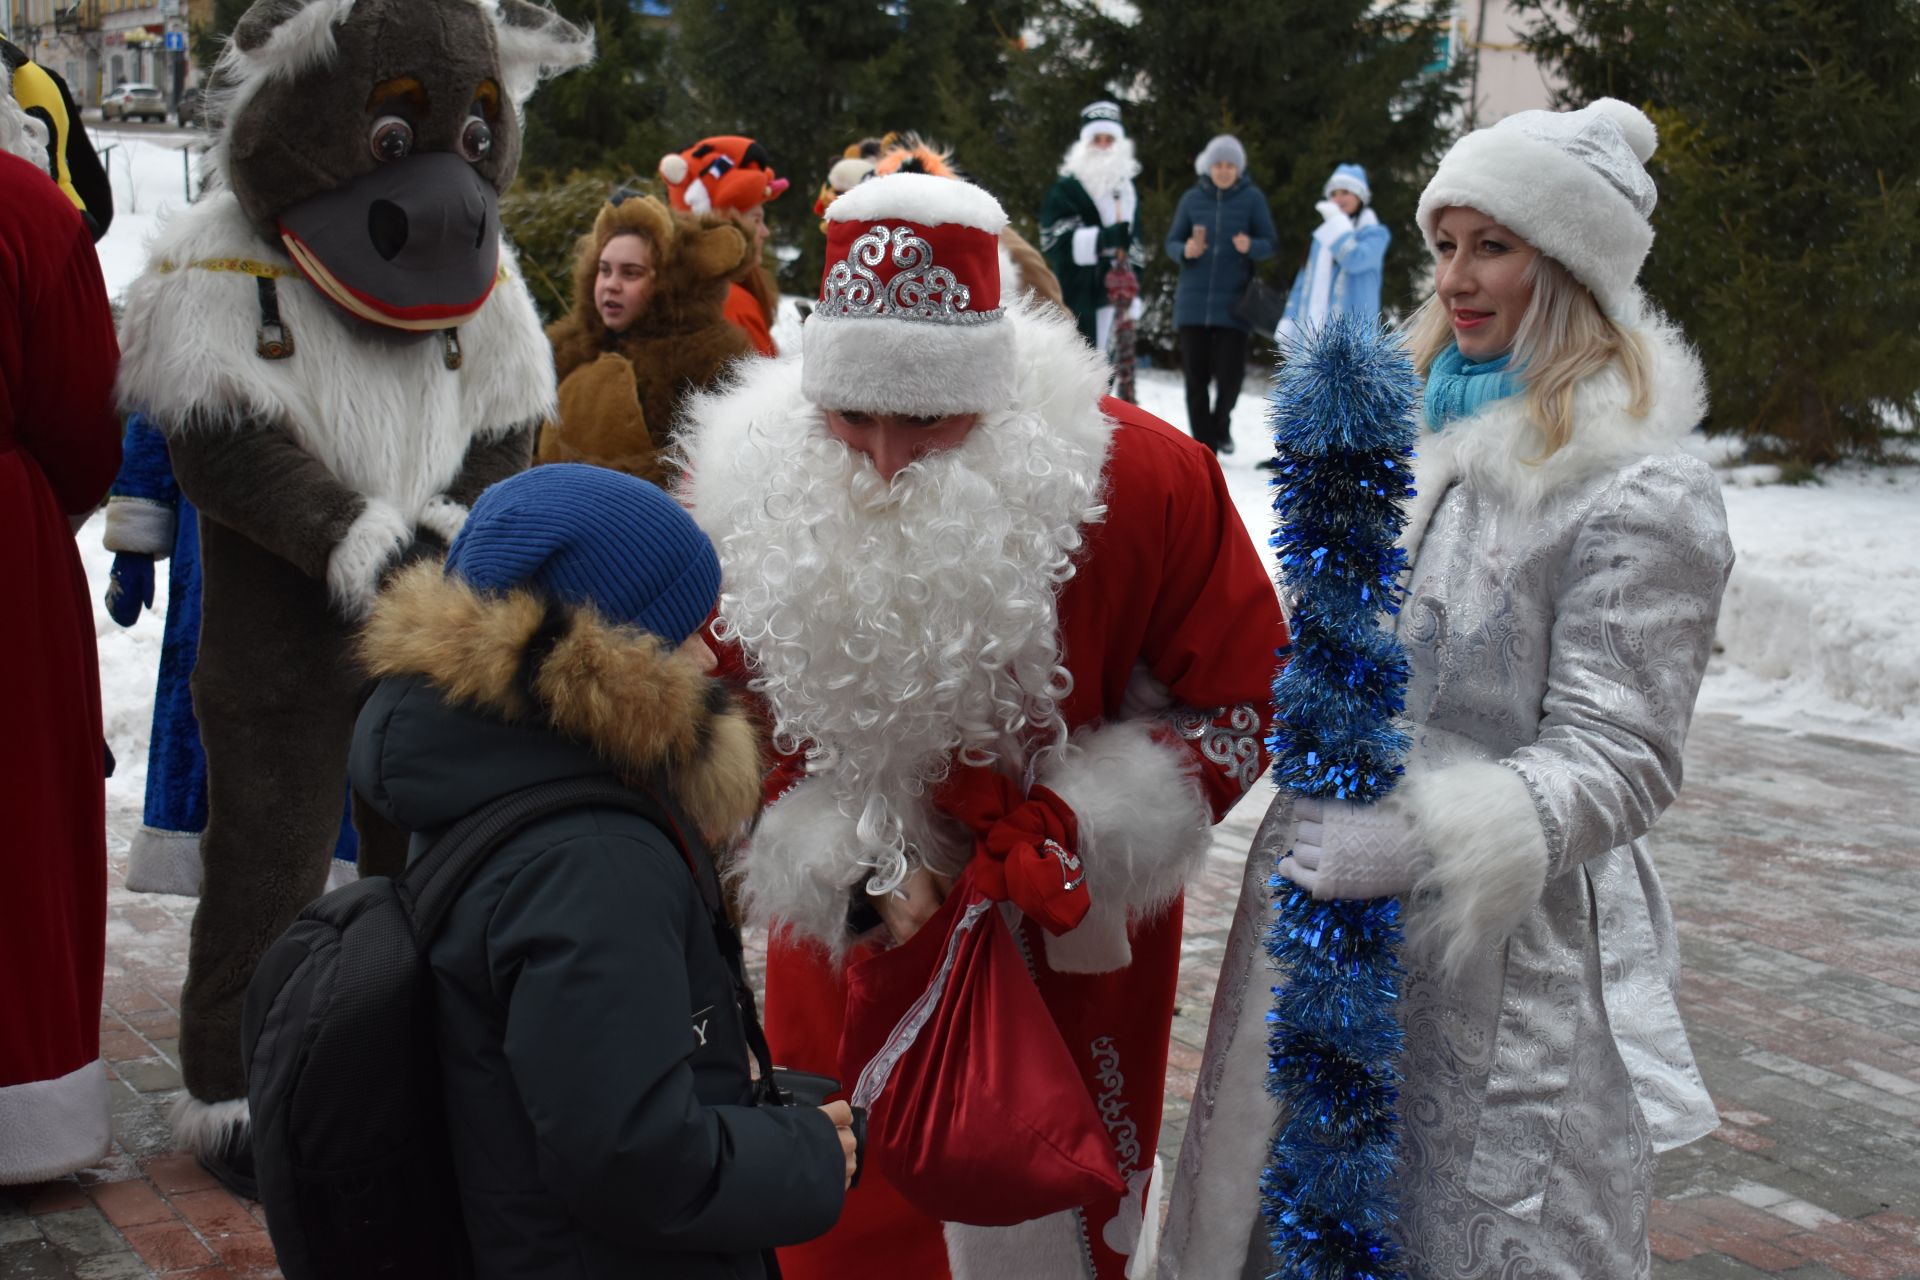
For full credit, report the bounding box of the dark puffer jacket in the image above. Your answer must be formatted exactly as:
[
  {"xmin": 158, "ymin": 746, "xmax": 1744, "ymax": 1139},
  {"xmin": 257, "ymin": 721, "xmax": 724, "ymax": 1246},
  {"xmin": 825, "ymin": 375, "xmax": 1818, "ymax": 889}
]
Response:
[
  {"xmin": 348, "ymin": 562, "xmax": 845, "ymax": 1279},
  {"xmin": 1163, "ymin": 174, "xmax": 1278, "ymax": 330}
]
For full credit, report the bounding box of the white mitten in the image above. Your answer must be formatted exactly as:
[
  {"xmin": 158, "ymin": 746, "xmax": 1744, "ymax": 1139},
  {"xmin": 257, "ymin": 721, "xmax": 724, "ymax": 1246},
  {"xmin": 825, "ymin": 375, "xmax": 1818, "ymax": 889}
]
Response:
[
  {"xmin": 1279, "ymin": 795, "xmax": 1430, "ymax": 901},
  {"xmin": 1315, "ymin": 199, "xmax": 1348, "ymax": 225}
]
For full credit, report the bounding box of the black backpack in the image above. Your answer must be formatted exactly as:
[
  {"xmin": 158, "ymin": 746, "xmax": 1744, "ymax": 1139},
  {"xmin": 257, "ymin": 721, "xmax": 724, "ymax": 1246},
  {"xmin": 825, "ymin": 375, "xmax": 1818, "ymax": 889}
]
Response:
[{"xmin": 240, "ymin": 775, "xmax": 761, "ymax": 1280}]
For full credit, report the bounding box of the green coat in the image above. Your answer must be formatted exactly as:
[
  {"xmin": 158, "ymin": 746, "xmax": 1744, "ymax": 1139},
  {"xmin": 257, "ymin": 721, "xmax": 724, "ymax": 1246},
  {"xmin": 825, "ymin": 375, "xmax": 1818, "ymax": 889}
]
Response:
[{"xmin": 1039, "ymin": 174, "xmax": 1138, "ymax": 347}]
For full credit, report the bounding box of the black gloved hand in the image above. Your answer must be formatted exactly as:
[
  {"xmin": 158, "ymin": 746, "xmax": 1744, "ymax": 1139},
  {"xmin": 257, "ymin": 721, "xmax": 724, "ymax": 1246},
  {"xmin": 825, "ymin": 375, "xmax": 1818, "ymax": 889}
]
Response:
[{"xmin": 1097, "ymin": 220, "xmax": 1132, "ymax": 250}]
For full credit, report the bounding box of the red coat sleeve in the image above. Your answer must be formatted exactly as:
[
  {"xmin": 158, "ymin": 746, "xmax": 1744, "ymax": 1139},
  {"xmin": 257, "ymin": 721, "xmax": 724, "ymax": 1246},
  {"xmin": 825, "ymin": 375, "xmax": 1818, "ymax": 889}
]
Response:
[
  {"xmin": 723, "ymin": 283, "xmax": 777, "ymax": 358},
  {"xmin": 8, "ymin": 168, "xmax": 120, "ymax": 515}
]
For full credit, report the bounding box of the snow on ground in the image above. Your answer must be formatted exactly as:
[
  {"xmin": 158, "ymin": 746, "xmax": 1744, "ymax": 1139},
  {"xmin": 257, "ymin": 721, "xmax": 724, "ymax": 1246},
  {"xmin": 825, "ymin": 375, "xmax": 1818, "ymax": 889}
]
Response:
[
  {"xmin": 88, "ymin": 125, "xmax": 209, "ymax": 302},
  {"xmin": 78, "ymin": 510, "xmax": 172, "ymax": 822}
]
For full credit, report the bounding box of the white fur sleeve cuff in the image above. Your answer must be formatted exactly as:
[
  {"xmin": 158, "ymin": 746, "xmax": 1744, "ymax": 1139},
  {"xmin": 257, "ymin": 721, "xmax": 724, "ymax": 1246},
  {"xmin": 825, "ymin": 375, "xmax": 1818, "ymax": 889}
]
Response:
[
  {"xmin": 1072, "ymin": 224, "xmax": 1103, "ymax": 267},
  {"xmin": 327, "ymin": 498, "xmax": 412, "ymax": 622},
  {"xmin": 734, "ymin": 779, "xmax": 865, "ymax": 959},
  {"xmin": 417, "ymin": 495, "xmax": 470, "ymax": 546},
  {"xmin": 103, "ymin": 496, "xmax": 177, "ymax": 556},
  {"xmin": 1396, "ymin": 759, "xmax": 1549, "ymax": 974},
  {"xmin": 1038, "ymin": 720, "xmax": 1212, "ymax": 975}
]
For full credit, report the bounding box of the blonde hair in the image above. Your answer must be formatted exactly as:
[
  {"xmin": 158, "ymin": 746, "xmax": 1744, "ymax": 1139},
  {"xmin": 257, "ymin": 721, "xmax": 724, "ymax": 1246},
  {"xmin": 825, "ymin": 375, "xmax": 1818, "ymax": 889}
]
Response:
[{"xmin": 1406, "ymin": 252, "xmax": 1652, "ymax": 458}]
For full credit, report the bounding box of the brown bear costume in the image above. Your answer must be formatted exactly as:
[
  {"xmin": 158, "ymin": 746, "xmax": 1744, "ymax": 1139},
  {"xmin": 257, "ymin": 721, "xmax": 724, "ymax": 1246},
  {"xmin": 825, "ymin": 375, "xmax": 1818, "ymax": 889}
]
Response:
[
  {"xmin": 113, "ymin": 0, "xmax": 591, "ymax": 1165},
  {"xmin": 537, "ymin": 195, "xmax": 751, "ymax": 484}
]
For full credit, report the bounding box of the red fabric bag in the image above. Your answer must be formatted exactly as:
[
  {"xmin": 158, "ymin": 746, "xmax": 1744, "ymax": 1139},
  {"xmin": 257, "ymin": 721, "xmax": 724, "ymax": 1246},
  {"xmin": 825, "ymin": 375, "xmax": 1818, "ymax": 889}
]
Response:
[{"xmin": 839, "ymin": 864, "xmax": 1126, "ymax": 1227}]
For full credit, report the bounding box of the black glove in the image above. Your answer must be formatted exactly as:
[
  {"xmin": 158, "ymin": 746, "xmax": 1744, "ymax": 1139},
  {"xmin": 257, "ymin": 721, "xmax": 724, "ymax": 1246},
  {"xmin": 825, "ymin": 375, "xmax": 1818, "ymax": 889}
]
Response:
[{"xmin": 1097, "ymin": 220, "xmax": 1131, "ymax": 250}]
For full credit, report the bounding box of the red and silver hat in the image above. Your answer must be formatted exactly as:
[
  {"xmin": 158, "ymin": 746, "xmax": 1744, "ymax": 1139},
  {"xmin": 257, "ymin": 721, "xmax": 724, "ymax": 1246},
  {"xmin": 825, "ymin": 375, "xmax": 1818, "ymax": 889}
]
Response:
[{"xmin": 802, "ymin": 172, "xmax": 1013, "ymax": 416}]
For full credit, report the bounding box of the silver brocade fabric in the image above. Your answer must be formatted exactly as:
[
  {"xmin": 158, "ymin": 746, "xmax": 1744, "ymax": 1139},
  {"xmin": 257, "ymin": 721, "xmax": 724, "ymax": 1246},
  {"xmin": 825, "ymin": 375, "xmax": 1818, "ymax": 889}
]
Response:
[{"xmin": 1390, "ymin": 451, "xmax": 1733, "ymax": 1276}]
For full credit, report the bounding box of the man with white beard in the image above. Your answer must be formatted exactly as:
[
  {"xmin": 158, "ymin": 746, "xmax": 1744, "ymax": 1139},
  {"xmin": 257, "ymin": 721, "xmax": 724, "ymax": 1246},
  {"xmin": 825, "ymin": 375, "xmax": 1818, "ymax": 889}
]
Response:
[
  {"xmin": 682, "ymin": 172, "xmax": 1285, "ymax": 1280},
  {"xmin": 1040, "ymin": 101, "xmax": 1144, "ymax": 358}
]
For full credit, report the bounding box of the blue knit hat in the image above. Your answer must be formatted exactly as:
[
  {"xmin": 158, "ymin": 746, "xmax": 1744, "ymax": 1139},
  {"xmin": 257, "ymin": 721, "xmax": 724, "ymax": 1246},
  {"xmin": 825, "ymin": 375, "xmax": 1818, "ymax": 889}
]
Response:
[
  {"xmin": 444, "ymin": 464, "xmax": 721, "ymax": 647},
  {"xmin": 1324, "ymin": 163, "xmax": 1372, "ymax": 205}
]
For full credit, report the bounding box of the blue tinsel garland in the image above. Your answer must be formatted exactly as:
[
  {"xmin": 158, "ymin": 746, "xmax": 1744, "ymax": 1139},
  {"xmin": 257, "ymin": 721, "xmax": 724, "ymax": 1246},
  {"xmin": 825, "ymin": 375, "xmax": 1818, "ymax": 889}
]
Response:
[{"xmin": 1262, "ymin": 314, "xmax": 1420, "ymax": 1279}]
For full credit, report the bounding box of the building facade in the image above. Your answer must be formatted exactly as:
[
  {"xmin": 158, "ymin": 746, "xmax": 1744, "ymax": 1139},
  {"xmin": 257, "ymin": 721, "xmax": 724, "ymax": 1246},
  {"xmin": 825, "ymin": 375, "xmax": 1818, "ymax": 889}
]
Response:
[
  {"xmin": 6, "ymin": 0, "xmax": 212, "ymax": 108},
  {"xmin": 1445, "ymin": 0, "xmax": 1563, "ymax": 127}
]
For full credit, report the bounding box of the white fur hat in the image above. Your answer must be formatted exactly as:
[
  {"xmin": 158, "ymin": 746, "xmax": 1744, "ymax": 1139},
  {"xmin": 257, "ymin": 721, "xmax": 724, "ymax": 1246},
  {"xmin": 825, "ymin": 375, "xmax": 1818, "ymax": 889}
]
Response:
[
  {"xmin": 1417, "ymin": 98, "xmax": 1658, "ymax": 321},
  {"xmin": 802, "ymin": 172, "xmax": 1013, "ymax": 416}
]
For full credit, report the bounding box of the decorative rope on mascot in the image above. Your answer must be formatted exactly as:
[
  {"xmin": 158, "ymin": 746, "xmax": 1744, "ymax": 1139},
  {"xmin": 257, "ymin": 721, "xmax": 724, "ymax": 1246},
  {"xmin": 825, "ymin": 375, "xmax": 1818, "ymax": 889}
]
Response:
[{"xmin": 1262, "ymin": 313, "xmax": 1417, "ymax": 1278}]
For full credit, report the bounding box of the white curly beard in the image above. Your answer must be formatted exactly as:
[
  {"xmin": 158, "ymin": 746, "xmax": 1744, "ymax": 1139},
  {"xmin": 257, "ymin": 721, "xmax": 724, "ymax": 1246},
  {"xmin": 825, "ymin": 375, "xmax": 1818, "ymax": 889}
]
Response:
[
  {"xmin": 709, "ymin": 400, "xmax": 1108, "ymax": 899},
  {"xmin": 1060, "ymin": 136, "xmax": 1140, "ymax": 198},
  {"xmin": 0, "ymin": 76, "xmax": 51, "ymax": 172}
]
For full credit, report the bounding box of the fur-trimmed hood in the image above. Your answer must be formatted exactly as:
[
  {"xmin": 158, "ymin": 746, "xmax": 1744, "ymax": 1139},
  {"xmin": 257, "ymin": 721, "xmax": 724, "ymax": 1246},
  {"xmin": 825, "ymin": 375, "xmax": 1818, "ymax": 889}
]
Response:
[
  {"xmin": 352, "ymin": 561, "xmax": 761, "ymax": 840},
  {"xmin": 545, "ymin": 198, "xmax": 752, "ymax": 385},
  {"xmin": 1401, "ymin": 309, "xmax": 1709, "ymax": 559}
]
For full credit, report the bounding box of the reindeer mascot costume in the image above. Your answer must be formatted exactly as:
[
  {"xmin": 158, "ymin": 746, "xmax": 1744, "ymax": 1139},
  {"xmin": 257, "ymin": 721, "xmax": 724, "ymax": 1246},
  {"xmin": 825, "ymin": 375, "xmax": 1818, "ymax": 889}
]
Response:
[{"xmin": 114, "ymin": 0, "xmax": 591, "ymax": 1183}]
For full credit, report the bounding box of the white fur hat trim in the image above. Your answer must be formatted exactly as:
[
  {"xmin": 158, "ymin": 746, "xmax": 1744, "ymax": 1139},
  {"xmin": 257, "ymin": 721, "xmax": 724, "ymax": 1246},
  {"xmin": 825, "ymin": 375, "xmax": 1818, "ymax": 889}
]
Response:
[{"xmin": 1418, "ymin": 98, "xmax": 1658, "ymax": 321}]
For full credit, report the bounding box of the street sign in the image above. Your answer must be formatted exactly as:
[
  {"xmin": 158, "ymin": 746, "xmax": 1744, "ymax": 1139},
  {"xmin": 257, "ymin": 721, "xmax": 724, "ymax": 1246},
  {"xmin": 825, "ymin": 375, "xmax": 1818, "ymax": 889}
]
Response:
[{"xmin": 164, "ymin": 31, "xmax": 186, "ymax": 52}]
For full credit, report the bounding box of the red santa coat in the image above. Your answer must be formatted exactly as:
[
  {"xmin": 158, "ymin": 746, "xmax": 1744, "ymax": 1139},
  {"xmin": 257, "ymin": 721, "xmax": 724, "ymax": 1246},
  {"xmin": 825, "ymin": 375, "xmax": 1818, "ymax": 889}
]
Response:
[
  {"xmin": 0, "ymin": 150, "xmax": 122, "ymax": 1182},
  {"xmin": 710, "ymin": 392, "xmax": 1284, "ymax": 1278}
]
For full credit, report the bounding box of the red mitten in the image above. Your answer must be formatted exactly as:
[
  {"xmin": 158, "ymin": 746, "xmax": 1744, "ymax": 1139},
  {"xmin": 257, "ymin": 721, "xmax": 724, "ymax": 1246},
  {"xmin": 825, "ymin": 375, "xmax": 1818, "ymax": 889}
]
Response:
[
  {"xmin": 987, "ymin": 785, "xmax": 1086, "ymax": 935},
  {"xmin": 934, "ymin": 769, "xmax": 1088, "ymax": 935}
]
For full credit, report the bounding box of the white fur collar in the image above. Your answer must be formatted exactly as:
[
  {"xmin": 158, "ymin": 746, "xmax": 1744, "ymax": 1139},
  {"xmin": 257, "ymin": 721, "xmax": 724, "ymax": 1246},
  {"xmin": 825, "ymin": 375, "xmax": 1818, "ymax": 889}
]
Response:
[
  {"xmin": 115, "ymin": 191, "xmax": 555, "ymax": 518},
  {"xmin": 1400, "ymin": 312, "xmax": 1707, "ymax": 561},
  {"xmin": 679, "ymin": 295, "xmax": 1118, "ymax": 518}
]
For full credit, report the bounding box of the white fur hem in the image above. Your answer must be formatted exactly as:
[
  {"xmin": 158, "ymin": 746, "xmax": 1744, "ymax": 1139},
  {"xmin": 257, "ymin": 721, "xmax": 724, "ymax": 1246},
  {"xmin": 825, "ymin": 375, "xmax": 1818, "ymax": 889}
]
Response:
[
  {"xmin": 1039, "ymin": 721, "xmax": 1212, "ymax": 975},
  {"xmin": 328, "ymin": 498, "xmax": 411, "ymax": 621},
  {"xmin": 734, "ymin": 779, "xmax": 866, "ymax": 958},
  {"xmin": 417, "ymin": 494, "xmax": 470, "ymax": 545},
  {"xmin": 1397, "ymin": 759, "xmax": 1549, "ymax": 974},
  {"xmin": 802, "ymin": 312, "xmax": 1016, "ymax": 417},
  {"xmin": 170, "ymin": 1093, "xmax": 250, "ymax": 1156},
  {"xmin": 946, "ymin": 1211, "xmax": 1086, "ymax": 1279},
  {"xmin": 125, "ymin": 826, "xmax": 204, "ymax": 897},
  {"xmin": 103, "ymin": 496, "xmax": 178, "ymax": 556},
  {"xmin": 0, "ymin": 1060, "xmax": 111, "ymax": 1184}
]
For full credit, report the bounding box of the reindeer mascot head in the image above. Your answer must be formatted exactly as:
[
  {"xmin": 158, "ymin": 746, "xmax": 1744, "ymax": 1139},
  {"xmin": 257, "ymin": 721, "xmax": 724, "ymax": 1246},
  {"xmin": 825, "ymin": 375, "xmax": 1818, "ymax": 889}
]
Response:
[{"xmin": 113, "ymin": 0, "xmax": 590, "ymax": 1182}]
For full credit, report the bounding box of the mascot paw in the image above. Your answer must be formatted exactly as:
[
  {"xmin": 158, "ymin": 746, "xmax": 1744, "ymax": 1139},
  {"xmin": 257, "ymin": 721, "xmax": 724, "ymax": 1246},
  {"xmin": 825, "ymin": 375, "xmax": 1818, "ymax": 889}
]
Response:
[
  {"xmin": 418, "ymin": 494, "xmax": 470, "ymax": 545},
  {"xmin": 329, "ymin": 498, "xmax": 413, "ymax": 620}
]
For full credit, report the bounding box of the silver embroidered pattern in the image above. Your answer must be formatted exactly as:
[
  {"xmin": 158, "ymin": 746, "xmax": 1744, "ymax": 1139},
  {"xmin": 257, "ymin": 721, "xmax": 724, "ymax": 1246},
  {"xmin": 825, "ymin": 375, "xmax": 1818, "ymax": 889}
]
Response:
[
  {"xmin": 1090, "ymin": 1036, "xmax": 1141, "ymax": 1171},
  {"xmin": 818, "ymin": 223, "xmax": 1003, "ymax": 326},
  {"xmin": 1169, "ymin": 703, "xmax": 1263, "ymax": 788}
]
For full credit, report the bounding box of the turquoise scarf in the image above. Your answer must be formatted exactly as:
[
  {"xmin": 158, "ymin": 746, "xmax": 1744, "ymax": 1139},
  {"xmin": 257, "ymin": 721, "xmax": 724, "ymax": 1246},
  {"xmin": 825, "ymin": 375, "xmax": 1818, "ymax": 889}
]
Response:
[{"xmin": 1422, "ymin": 345, "xmax": 1520, "ymax": 431}]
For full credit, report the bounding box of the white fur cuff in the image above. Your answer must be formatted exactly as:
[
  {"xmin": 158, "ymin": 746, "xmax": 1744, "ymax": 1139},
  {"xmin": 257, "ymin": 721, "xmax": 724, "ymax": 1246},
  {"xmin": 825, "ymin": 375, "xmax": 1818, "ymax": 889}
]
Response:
[
  {"xmin": 170, "ymin": 1094, "xmax": 250, "ymax": 1156},
  {"xmin": 417, "ymin": 494, "xmax": 470, "ymax": 546},
  {"xmin": 735, "ymin": 779, "xmax": 866, "ymax": 957},
  {"xmin": 328, "ymin": 498, "xmax": 412, "ymax": 622},
  {"xmin": 103, "ymin": 496, "xmax": 178, "ymax": 556},
  {"xmin": 1395, "ymin": 759, "xmax": 1549, "ymax": 973},
  {"xmin": 1039, "ymin": 721, "xmax": 1212, "ymax": 975}
]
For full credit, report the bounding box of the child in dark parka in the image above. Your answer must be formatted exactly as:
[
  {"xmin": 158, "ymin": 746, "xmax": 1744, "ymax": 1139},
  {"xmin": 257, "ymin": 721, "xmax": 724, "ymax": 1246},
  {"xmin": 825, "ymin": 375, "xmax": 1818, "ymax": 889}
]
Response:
[{"xmin": 350, "ymin": 464, "xmax": 855, "ymax": 1279}]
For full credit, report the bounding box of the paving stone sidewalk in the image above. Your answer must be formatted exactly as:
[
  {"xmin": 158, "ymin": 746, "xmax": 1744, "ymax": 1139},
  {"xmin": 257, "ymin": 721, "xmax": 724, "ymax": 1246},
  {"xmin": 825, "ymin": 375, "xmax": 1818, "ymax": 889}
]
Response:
[{"xmin": 4, "ymin": 711, "xmax": 1915, "ymax": 1278}]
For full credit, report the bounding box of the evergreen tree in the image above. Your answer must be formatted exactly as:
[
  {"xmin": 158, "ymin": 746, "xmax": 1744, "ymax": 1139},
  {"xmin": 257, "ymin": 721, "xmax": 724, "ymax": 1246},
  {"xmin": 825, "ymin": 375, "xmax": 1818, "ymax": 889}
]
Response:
[
  {"xmin": 663, "ymin": 0, "xmax": 1034, "ymax": 296},
  {"xmin": 1510, "ymin": 0, "xmax": 1920, "ymax": 463},
  {"xmin": 518, "ymin": 0, "xmax": 675, "ymax": 184}
]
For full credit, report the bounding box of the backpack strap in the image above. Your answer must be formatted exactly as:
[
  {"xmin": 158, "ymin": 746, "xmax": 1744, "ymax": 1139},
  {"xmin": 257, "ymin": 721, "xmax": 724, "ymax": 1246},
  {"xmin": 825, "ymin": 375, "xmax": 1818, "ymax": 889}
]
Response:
[{"xmin": 399, "ymin": 775, "xmax": 784, "ymax": 1097}]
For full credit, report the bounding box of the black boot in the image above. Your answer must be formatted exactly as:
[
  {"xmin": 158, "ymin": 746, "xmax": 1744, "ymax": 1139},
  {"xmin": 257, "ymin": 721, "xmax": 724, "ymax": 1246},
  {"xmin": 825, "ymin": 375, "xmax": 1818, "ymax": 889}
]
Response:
[{"xmin": 197, "ymin": 1125, "xmax": 259, "ymax": 1201}]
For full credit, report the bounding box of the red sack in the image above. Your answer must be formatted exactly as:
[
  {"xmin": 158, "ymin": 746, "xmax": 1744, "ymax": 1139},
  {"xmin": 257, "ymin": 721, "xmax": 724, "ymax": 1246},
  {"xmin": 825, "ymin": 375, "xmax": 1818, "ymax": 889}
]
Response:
[{"xmin": 839, "ymin": 865, "xmax": 1126, "ymax": 1227}]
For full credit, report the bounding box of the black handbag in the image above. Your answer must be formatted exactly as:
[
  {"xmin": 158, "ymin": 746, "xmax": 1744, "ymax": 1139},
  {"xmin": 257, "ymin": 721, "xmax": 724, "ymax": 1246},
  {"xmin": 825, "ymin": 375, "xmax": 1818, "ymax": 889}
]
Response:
[{"xmin": 1233, "ymin": 277, "xmax": 1288, "ymax": 337}]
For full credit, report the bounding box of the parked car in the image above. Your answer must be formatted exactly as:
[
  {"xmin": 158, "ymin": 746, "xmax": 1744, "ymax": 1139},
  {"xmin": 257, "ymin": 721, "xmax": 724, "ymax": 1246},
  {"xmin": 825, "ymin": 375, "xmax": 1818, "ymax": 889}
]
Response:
[
  {"xmin": 175, "ymin": 87, "xmax": 202, "ymax": 128},
  {"xmin": 102, "ymin": 83, "xmax": 165, "ymax": 123}
]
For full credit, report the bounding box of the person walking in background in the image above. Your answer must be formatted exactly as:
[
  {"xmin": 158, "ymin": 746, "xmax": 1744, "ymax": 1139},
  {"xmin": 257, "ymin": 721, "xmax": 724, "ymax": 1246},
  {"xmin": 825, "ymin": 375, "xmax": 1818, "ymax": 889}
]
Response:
[
  {"xmin": 351, "ymin": 465, "xmax": 855, "ymax": 1278},
  {"xmin": 537, "ymin": 193, "xmax": 753, "ymax": 483},
  {"xmin": 1165, "ymin": 134, "xmax": 1277, "ymax": 455},
  {"xmin": 0, "ymin": 73, "xmax": 122, "ymax": 1184},
  {"xmin": 1040, "ymin": 101, "xmax": 1143, "ymax": 361},
  {"xmin": 660, "ymin": 136, "xmax": 789, "ymax": 357},
  {"xmin": 1277, "ymin": 162, "xmax": 1390, "ymax": 343},
  {"xmin": 1165, "ymin": 99, "xmax": 1733, "ymax": 1276}
]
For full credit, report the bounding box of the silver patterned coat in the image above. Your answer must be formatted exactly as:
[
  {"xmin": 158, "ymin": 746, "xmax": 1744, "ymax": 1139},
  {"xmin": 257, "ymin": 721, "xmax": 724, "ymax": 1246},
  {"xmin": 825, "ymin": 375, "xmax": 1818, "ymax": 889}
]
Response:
[{"xmin": 1159, "ymin": 314, "xmax": 1734, "ymax": 1280}]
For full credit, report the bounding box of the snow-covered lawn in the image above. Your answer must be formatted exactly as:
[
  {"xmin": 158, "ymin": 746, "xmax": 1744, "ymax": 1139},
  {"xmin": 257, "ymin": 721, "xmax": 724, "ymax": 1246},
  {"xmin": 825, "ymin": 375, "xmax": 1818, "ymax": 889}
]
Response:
[{"xmin": 87, "ymin": 132, "xmax": 1915, "ymax": 768}]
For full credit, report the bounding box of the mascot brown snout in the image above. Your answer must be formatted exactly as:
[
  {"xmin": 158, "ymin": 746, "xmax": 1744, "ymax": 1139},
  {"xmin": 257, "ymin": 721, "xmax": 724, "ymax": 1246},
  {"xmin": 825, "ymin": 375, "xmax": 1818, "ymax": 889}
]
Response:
[{"xmin": 114, "ymin": 0, "xmax": 590, "ymax": 1179}]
